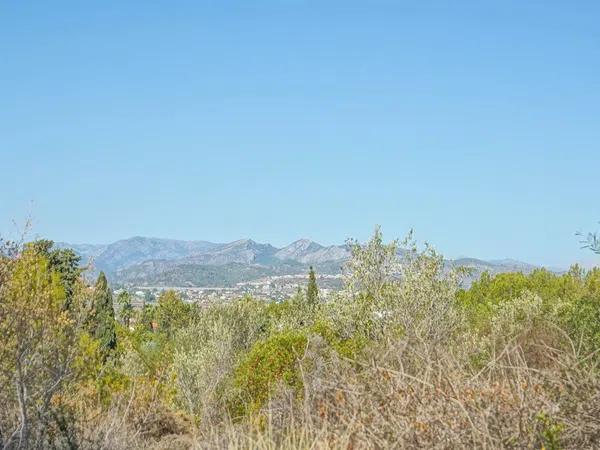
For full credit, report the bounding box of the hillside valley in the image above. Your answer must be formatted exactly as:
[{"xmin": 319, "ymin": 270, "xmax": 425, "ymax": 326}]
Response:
[{"xmin": 57, "ymin": 236, "xmax": 548, "ymax": 288}]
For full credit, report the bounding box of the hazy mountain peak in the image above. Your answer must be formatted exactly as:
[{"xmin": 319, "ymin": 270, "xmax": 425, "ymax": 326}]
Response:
[
  {"xmin": 57, "ymin": 236, "xmax": 551, "ymax": 288},
  {"xmin": 294, "ymin": 238, "xmax": 320, "ymax": 246},
  {"xmin": 289, "ymin": 238, "xmax": 323, "ymax": 251},
  {"xmin": 227, "ymin": 238, "xmax": 258, "ymax": 247},
  {"xmin": 274, "ymin": 239, "xmax": 349, "ymax": 265},
  {"xmin": 275, "ymin": 239, "xmax": 323, "ymax": 261}
]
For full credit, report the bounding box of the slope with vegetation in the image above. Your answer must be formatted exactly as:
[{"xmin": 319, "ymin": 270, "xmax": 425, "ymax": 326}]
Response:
[
  {"xmin": 1, "ymin": 228, "xmax": 599, "ymax": 449},
  {"xmin": 59, "ymin": 236, "xmax": 544, "ymax": 288}
]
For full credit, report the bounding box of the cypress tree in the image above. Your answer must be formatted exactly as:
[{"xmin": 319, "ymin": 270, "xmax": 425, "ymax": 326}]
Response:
[
  {"xmin": 306, "ymin": 266, "xmax": 319, "ymax": 307},
  {"xmin": 91, "ymin": 272, "xmax": 117, "ymax": 358}
]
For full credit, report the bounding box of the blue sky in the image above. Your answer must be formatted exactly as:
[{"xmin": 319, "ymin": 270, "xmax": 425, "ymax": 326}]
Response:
[{"xmin": 1, "ymin": 1, "xmax": 599, "ymax": 267}]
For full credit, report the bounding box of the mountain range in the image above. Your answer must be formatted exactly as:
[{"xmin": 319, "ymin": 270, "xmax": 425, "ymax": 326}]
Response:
[{"xmin": 56, "ymin": 236, "xmax": 545, "ymax": 288}]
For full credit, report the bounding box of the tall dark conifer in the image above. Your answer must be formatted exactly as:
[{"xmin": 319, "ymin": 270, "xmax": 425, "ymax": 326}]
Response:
[
  {"xmin": 91, "ymin": 272, "xmax": 117, "ymax": 358},
  {"xmin": 306, "ymin": 266, "xmax": 319, "ymax": 307}
]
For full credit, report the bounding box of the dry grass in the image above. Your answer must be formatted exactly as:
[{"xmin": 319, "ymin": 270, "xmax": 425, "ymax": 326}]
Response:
[{"xmin": 188, "ymin": 333, "xmax": 600, "ymax": 450}]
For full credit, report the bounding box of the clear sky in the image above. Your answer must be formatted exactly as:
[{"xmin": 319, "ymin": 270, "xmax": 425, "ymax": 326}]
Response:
[{"xmin": 1, "ymin": 1, "xmax": 599, "ymax": 268}]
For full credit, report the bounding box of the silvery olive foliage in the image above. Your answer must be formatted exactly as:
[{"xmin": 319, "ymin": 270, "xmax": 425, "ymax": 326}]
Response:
[
  {"xmin": 579, "ymin": 228, "xmax": 600, "ymax": 254},
  {"xmin": 335, "ymin": 226, "xmax": 464, "ymax": 345},
  {"xmin": 172, "ymin": 297, "xmax": 269, "ymax": 423},
  {"xmin": 343, "ymin": 225, "xmax": 401, "ymax": 304}
]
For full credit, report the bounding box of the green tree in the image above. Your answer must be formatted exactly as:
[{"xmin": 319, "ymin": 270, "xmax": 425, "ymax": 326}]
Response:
[
  {"xmin": 306, "ymin": 266, "xmax": 319, "ymax": 307},
  {"xmin": 27, "ymin": 239, "xmax": 82, "ymax": 308},
  {"xmin": 344, "ymin": 225, "xmax": 400, "ymax": 302},
  {"xmin": 136, "ymin": 303, "xmax": 156, "ymax": 333},
  {"xmin": 116, "ymin": 291, "xmax": 133, "ymax": 328},
  {"xmin": 0, "ymin": 245, "xmax": 85, "ymax": 448},
  {"xmin": 90, "ymin": 272, "xmax": 117, "ymax": 358},
  {"xmin": 155, "ymin": 290, "xmax": 190, "ymax": 336}
]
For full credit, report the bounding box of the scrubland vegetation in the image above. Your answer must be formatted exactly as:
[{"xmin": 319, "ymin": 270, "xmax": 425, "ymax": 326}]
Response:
[{"xmin": 1, "ymin": 228, "xmax": 599, "ymax": 449}]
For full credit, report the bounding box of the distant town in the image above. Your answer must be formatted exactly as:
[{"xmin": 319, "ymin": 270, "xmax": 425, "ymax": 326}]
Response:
[{"xmin": 118, "ymin": 273, "xmax": 344, "ymax": 308}]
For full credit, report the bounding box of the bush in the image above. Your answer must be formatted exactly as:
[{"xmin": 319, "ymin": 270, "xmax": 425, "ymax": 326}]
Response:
[
  {"xmin": 171, "ymin": 297, "xmax": 270, "ymax": 423},
  {"xmin": 230, "ymin": 330, "xmax": 308, "ymax": 417},
  {"xmin": 311, "ymin": 318, "xmax": 367, "ymax": 359}
]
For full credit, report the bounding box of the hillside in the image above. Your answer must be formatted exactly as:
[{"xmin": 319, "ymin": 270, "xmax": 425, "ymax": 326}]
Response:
[{"xmin": 56, "ymin": 236, "xmax": 546, "ymax": 288}]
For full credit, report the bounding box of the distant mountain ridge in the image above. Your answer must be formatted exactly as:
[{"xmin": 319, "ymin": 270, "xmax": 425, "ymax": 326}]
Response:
[
  {"xmin": 56, "ymin": 237, "xmax": 222, "ymax": 271},
  {"xmin": 57, "ymin": 237, "xmax": 349, "ymax": 272},
  {"xmin": 57, "ymin": 236, "xmax": 548, "ymax": 287}
]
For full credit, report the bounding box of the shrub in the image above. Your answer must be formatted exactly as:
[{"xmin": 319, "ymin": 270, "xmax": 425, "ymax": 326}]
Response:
[
  {"xmin": 230, "ymin": 330, "xmax": 308, "ymax": 417},
  {"xmin": 171, "ymin": 297, "xmax": 270, "ymax": 423},
  {"xmin": 311, "ymin": 318, "xmax": 367, "ymax": 359}
]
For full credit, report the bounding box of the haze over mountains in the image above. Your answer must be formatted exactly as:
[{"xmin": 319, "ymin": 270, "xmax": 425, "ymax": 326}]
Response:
[
  {"xmin": 59, "ymin": 237, "xmax": 345, "ymax": 270},
  {"xmin": 55, "ymin": 237, "xmax": 547, "ymax": 288}
]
